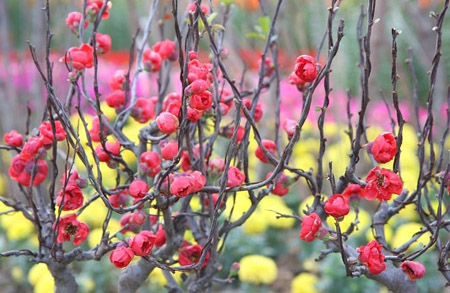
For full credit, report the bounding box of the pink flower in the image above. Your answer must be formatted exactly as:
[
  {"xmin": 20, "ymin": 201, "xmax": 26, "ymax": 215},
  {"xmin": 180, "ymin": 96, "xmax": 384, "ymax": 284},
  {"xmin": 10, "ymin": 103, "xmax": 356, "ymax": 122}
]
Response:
[
  {"xmin": 110, "ymin": 245, "xmax": 134, "ymax": 268},
  {"xmin": 143, "ymin": 49, "xmax": 162, "ymax": 72},
  {"xmin": 131, "ymin": 97, "xmax": 155, "ymax": 123},
  {"xmin": 283, "ymin": 119, "xmax": 297, "ymax": 138},
  {"xmin": 86, "ymin": 0, "xmax": 112, "ymax": 20},
  {"xmin": 160, "ymin": 140, "xmax": 179, "ymax": 160},
  {"xmin": 105, "ymin": 90, "xmax": 126, "ymax": 110},
  {"xmin": 255, "ymin": 139, "xmax": 277, "ymax": 163},
  {"xmin": 54, "ymin": 213, "xmax": 89, "ymax": 245},
  {"xmin": 95, "ymin": 33, "xmax": 112, "ymax": 54},
  {"xmin": 226, "ymin": 166, "xmax": 245, "ymax": 187},
  {"xmin": 294, "ymin": 55, "xmax": 318, "ymax": 82},
  {"xmin": 128, "ymin": 179, "xmax": 149, "ymax": 198},
  {"xmin": 139, "ymin": 151, "xmax": 161, "ymax": 177},
  {"xmin": 65, "ymin": 12, "xmax": 88, "ymax": 34},
  {"xmin": 401, "ymin": 261, "xmax": 426, "ymax": 281},
  {"xmin": 363, "ymin": 167, "xmax": 403, "ymax": 201},
  {"xmin": 152, "ymin": 39, "xmax": 176, "ymax": 60},
  {"xmin": 324, "ymin": 194, "xmax": 350, "ymax": 218},
  {"xmin": 162, "ymin": 92, "xmax": 182, "ymax": 116},
  {"xmin": 109, "ymin": 70, "xmax": 127, "ymax": 91},
  {"xmin": 187, "ymin": 3, "xmax": 210, "ymax": 15},
  {"xmin": 357, "ymin": 240, "xmax": 386, "ymax": 275},
  {"xmin": 60, "ymin": 44, "xmax": 94, "ymax": 70},
  {"xmin": 128, "ymin": 230, "xmax": 156, "ymax": 256},
  {"xmin": 156, "ymin": 112, "xmax": 179, "ymax": 134},
  {"xmin": 3, "ymin": 130, "xmax": 23, "ymax": 147},
  {"xmin": 299, "ymin": 213, "xmax": 322, "ymax": 242}
]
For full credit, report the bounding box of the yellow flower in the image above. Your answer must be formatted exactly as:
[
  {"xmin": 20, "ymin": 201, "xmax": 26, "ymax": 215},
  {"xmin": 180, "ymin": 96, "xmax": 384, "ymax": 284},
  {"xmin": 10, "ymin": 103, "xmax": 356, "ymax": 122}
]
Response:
[
  {"xmin": 1, "ymin": 211, "xmax": 35, "ymax": 241},
  {"xmin": 391, "ymin": 223, "xmax": 431, "ymax": 251},
  {"xmin": 327, "ymin": 208, "xmax": 371, "ymax": 236},
  {"xmin": 238, "ymin": 255, "xmax": 278, "ymax": 285},
  {"xmin": 78, "ymin": 197, "xmax": 108, "ymax": 228},
  {"xmin": 29, "ymin": 263, "xmax": 54, "ymax": 293},
  {"xmin": 147, "ymin": 267, "xmax": 183, "ymax": 287},
  {"xmin": 243, "ymin": 210, "xmax": 268, "ymax": 235},
  {"xmin": 259, "ymin": 196, "xmax": 295, "ymax": 229},
  {"xmin": 11, "ymin": 266, "xmax": 24, "ymax": 282},
  {"xmin": 291, "ymin": 273, "xmax": 319, "ymax": 293}
]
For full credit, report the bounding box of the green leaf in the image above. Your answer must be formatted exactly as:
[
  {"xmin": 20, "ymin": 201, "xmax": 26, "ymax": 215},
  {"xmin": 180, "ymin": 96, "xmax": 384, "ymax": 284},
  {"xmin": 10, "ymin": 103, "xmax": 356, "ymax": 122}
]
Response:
[
  {"xmin": 258, "ymin": 16, "xmax": 271, "ymax": 35},
  {"xmin": 211, "ymin": 24, "xmax": 225, "ymax": 31},
  {"xmin": 207, "ymin": 12, "xmax": 218, "ymax": 24},
  {"xmin": 247, "ymin": 32, "xmax": 266, "ymax": 41}
]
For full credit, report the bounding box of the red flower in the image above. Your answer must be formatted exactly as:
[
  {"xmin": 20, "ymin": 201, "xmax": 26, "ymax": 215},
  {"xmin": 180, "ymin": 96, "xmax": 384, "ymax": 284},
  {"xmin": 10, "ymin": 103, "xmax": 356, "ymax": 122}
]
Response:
[
  {"xmin": 139, "ymin": 151, "xmax": 161, "ymax": 177},
  {"xmin": 65, "ymin": 12, "xmax": 88, "ymax": 35},
  {"xmin": 299, "ymin": 213, "xmax": 322, "ymax": 242},
  {"xmin": 156, "ymin": 112, "xmax": 179, "ymax": 134},
  {"xmin": 255, "ymin": 139, "xmax": 277, "ymax": 163},
  {"xmin": 342, "ymin": 184, "xmax": 363, "ymax": 198},
  {"xmin": 154, "ymin": 225, "xmax": 166, "ymax": 247},
  {"xmin": 20, "ymin": 136, "xmax": 45, "ymax": 161},
  {"xmin": 288, "ymin": 71, "xmax": 305, "ymax": 86},
  {"xmin": 283, "ymin": 119, "xmax": 297, "ymax": 138},
  {"xmin": 55, "ymin": 213, "xmax": 89, "ymax": 245},
  {"xmin": 131, "ymin": 97, "xmax": 155, "ymax": 123},
  {"xmin": 109, "ymin": 190, "xmax": 129, "ymax": 208},
  {"xmin": 128, "ymin": 230, "xmax": 156, "ymax": 256},
  {"xmin": 171, "ymin": 176, "xmax": 193, "ymax": 197},
  {"xmin": 152, "ymin": 39, "xmax": 176, "ymax": 60},
  {"xmin": 370, "ymin": 132, "xmax": 397, "ymax": 164},
  {"xmin": 60, "ymin": 44, "xmax": 94, "ymax": 70},
  {"xmin": 128, "ymin": 179, "xmax": 149, "ymax": 198},
  {"xmin": 3, "ymin": 130, "xmax": 23, "ymax": 147},
  {"xmin": 226, "ymin": 166, "xmax": 245, "ymax": 187},
  {"xmin": 208, "ymin": 158, "xmax": 225, "ymax": 177},
  {"xmin": 130, "ymin": 211, "xmax": 146, "ymax": 226},
  {"xmin": 162, "ymin": 92, "xmax": 182, "ymax": 116},
  {"xmin": 357, "ymin": 240, "xmax": 386, "ymax": 275},
  {"xmin": 187, "ymin": 3, "xmax": 210, "ymax": 15},
  {"xmin": 39, "ymin": 121, "xmax": 66, "ymax": 145},
  {"xmin": 61, "ymin": 170, "xmax": 87, "ymax": 188},
  {"xmin": 143, "ymin": 49, "xmax": 162, "ymax": 72},
  {"xmin": 190, "ymin": 91, "xmax": 213, "ymax": 111},
  {"xmin": 188, "ymin": 171, "xmax": 206, "ymax": 192},
  {"xmin": 266, "ymin": 172, "xmax": 290, "ymax": 196},
  {"xmin": 363, "ymin": 167, "xmax": 403, "ymax": 201},
  {"xmin": 109, "ymin": 70, "xmax": 127, "ymax": 91},
  {"xmin": 160, "ymin": 140, "xmax": 179, "ymax": 161},
  {"xmin": 223, "ymin": 125, "xmax": 245, "ymax": 143},
  {"xmin": 294, "ymin": 55, "xmax": 318, "ymax": 82},
  {"xmin": 242, "ymin": 98, "xmax": 263, "ymax": 122},
  {"xmin": 95, "ymin": 33, "xmax": 112, "ymax": 54},
  {"xmin": 110, "ymin": 245, "xmax": 134, "ymax": 268},
  {"xmin": 186, "ymin": 107, "xmax": 203, "ymax": 122},
  {"xmin": 204, "ymin": 193, "xmax": 224, "ymax": 209},
  {"xmin": 185, "ymin": 79, "xmax": 210, "ymax": 95},
  {"xmin": 105, "ymin": 90, "xmax": 126, "ymax": 110},
  {"xmin": 9, "ymin": 156, "xmax": 48, "ymax": 187},
  {"xmin": 259, "ymin": 57, "xmax": 274, "ymax": 77},
  {"xmin": 179, "ymin": 244, "xmax": 210, "ymax": 269},
  {"xmin": 187, "ymin": 59, "xmax": 212, "ymax": 83},
  {"xmin": 89, "ymin": 116, "xmax": 111, "ymax": 142},
  {"xmin": 56, "ymin": 183, "xmax": 84, "ymax": 211},
  {"xmin": 400, "ymin": 261, "xmax": 426, "ymax": 281},
  {"xmin": 86, "ymin": 0, "xmax": 112, "ymax": 20},
  {"xmin": 324, "ymin": 194, "xmax": 350, "ymax": 218},
  {"xmin": 95, "ymin": 141, "xmax": 121, "ymax": 164}
]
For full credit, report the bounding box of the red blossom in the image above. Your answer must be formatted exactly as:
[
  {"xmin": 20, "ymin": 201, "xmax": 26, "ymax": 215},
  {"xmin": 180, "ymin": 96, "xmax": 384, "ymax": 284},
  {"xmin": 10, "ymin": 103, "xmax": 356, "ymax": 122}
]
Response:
[
  {"xmin": 56, "ymin": 183, "xmax": 84, "ymax": 211},
  {"xmin": 370, "ymin": 132, "xmax": 397, "ymax": 164},
  {"xmin": 156, "ymin": 112, "xmax": 179, "ymax": 134},
  {"xmin": 401, "ymin": 261, "xmax": 426, "ymax": 281},
  {"xmin": 9, "ymin": 155, "xmax": 48, "ymax": 187},
  {"xmin": 39, "ymin": 121, "xmax": 66, "ymax": 145},
  {"xmin": 255, "ymin": 139, "xmax": 277, "ymax": 163},
  {"xmin": 139, "ymin": 151, "xmax": 161, "ymax": 177},
  {"xmin": 266, "ymin": 172, "xmax": 290, "ymax": 196},
  {"xmin": 363, "ymin": 167, "xmax": 403, "ymax": 201},
  {"xmin": 294, "ymin": 55, "xmax": 318, "ymax": 82},
  {"xmin": 128, "ymin": 230, "xmax": 156, "ymax": 256},
  {"xmin": 65, "ymin": 12, "xmax": 88, "ymax": 34},
  {"xmin": 357, "ymin": 240, "xmax": 386, "ymax": 275},
  {"xmin": 95, "ymin": 33, "xmax": 112, "ymax": 54},
  {"xmin": 152, "ymin": 39, "xmax": 176, "ymax": 60},
  {"xmin": 143, "ymin": 49, "xmax": 162, "ymax": 72},
  {"xmin": 324, "ymin": 194, "xmax": 350, "ymax": 218},
  {"xmin": 178, "ymin": 244, "xmax": 210, "ymax": 269},
  {"xmin": 160, "ymin": 140, "xmax": 179, "ymax": 161},
  {"xmin": 226, "ymin": 166, "xmax": 245, "ymax": 187},
  {"xmin": 55, "ymin": 214, "xmax": 89, "ymax": 245},
  {"xmin": 299, "ymin": 212, "xmax": 322, "ymax": 242},
  {"xmin": 3, "ymin": 130, "xmax": 23, "ymax": 147},
  {"xmin": 110, "ymin": 245, "xmax": 134, "ymax": 268},
  {"xmin": 60, "ymin": 44, "xmax": 94, "ymax": 70},
  {"xmin": 128, "ymin": 179, "xmax": 149, "ymax": 199}
]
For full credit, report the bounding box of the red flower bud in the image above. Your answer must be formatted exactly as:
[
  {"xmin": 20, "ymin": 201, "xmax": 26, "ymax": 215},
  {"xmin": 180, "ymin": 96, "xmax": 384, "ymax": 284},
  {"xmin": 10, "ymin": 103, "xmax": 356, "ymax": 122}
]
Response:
[
  {"xmin": 95, "ymin": 141, "xmax": 121, "ymax": 163},
  {"xmin": 56, "ymin": 183, "xmax": 84, "ymax": 211},
  {"xmin": 65, "ymin": 12, "xmax": 88, "ymax": 34},
  {"xmin": 154, "ymin": 225, "xmax": 166, "ymax": 247},
  {"xmin": 187, "ymin": 3, "xmax": 210, "ymax": 15},
  {"xmin": 156, "ymin": 112, "xmax": 179, "ymax": 134},
  {"xmin": 4, "ymin": 130, "xmax": 23, "ymax": 147},
  {"xmin": 139, "ymin": 151, "xmax": 161, "ymax": 177},
  {"xmin": 110, "ymin": 245, "xmax": 134, "ymax": 268},
  {"xmin": 39, "ymin": 121, "xmax": 66, "ymax": 145},
  {"xmin": 324, "ymin": 194, "xmax": 350, "ymax": 218},
  {"xmin": 109, "ymin": 70, "xmax": 127, "ymax": 91},
  {"xmin": 294, "ymin": 55, "xmax": 318, "ymax": 82},
  {"xmin": 283, "ymin": 119, "xmax": 297, "ymax": 138},
  {"xmin": 226, "ymin": 166, "xmax": 245, "ymax": 187},
  {"xmin": 179, "ymin": 244, "xmax": 210, "ymax": 269},
  {"xmin": 160, "ymin": 140, "xmax": 179, "ymax": 160},
  {"xmin": 95, "ymin": 33, "xmax": 112, "ymax": 55},
  {"xmin": 131, "ymin": 97, "xmax": 155, "ymax": 123},
  {"xmin": 106, "ymin": 90, "xmax": 126, "ymax": 110},
  {"xmin": 20, "ymin": 136, "xmax": 45, "ymax": 161},
  {"xmin": 266, "ymin": 172, "xmax": 290, "ymax": 196},
  {"xmin": 242, "ymin": 98, "xmax": 263, "ymax": 122},
  {"xmin": 299, "ymin": 213, "xmax": 322, "ymax": 242},
  {"xmin": 370, "ymin": 132, "xmax": 397, "ymax": 164},
  {"xmin": 152, "ymin": 39, "xmax": 176, "ymax": 60},
  {"xmin": 128, "ymin": 179, "xmax": 149, "ymax": 198},
  {"xmin": 143, "ymin": 49, "xmax": 162, "ymax": 72},
  {"xmin": 189, "ymin": 91, "xmax": 213, "ymax": 111},
  {"xmin": 89, "ymin": 116, "xmax": 111, "ymax": 142},
  {"xmin": 255, "ymin": 139, "xmax": 277, "ymax": 164}
]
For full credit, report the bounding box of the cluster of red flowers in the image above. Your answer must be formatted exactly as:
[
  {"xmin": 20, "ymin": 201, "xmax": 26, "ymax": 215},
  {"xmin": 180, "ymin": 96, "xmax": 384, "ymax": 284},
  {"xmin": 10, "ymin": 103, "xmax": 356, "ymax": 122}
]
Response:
[{"xmin": 6, "ymin": 121, "xmax": 66, "ymax": 187}]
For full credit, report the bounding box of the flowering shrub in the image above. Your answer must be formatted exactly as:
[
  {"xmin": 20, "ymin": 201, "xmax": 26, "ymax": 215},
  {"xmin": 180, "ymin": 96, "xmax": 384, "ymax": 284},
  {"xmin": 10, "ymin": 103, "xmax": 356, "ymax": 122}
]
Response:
[{"xmin": 0, "ymin": 0, "xmax": 449, "ymax": 293}]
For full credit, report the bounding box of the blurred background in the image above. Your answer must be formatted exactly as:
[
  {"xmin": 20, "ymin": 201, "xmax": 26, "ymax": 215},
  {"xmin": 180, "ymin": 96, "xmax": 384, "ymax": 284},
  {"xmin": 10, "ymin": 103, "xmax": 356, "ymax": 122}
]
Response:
[{"xmin": 0, "ymin": 0, "xmax": 449, "ymax": 292}]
